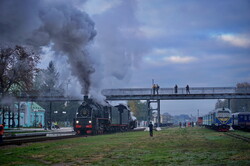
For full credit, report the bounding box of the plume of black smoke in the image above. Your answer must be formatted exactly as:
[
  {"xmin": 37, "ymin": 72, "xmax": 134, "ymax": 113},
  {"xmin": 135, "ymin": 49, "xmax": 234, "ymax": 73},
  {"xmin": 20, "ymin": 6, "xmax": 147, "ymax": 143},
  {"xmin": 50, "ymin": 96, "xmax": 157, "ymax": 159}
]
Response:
[{"xmin": 0, "ymin": 0, "xmax": 96, "ymax": 95}]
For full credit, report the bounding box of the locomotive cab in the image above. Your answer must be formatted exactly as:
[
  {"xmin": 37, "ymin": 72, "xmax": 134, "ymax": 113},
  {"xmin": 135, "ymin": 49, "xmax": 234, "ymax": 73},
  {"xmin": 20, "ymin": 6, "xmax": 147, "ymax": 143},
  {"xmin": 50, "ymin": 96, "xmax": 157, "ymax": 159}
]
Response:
[{"xmin": 214, "ymin": 108, "xmax": 232, "ymax": 131}]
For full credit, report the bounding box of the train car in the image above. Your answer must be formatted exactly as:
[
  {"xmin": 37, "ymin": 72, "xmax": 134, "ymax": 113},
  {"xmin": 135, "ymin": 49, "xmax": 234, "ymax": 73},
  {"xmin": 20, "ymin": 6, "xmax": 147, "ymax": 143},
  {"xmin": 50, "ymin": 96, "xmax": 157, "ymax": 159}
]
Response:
[
  {"xmin": 73, "ymin": 96, "xmax": 136, "ymax": 135},
  {"xmin": 202, "ymin": 107, "xmax": 232, "ymax": 131},
  {"xmin": 232, "ymin": 112, "xmax": 250, "ymax": 131},
  {"xmin": 196, "ymin": 117, "xmax": 203, "ymax": 126}
]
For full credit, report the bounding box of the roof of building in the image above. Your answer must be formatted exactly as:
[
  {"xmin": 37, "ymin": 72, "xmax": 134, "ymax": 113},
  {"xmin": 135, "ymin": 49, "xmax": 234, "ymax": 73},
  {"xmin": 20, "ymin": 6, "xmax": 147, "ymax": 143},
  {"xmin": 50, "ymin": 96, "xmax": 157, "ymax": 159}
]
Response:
[{"xmin": 32, "ymin": 102, "xmax": 45, "ymax": 112}]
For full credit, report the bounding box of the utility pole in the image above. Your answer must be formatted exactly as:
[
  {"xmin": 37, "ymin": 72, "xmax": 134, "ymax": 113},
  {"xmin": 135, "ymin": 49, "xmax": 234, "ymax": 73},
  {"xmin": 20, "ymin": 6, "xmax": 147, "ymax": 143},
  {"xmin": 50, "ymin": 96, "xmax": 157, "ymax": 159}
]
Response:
[
  {"xmin": 157, "ymin": 99, "xmax": 161, "ymax": 129},
  {"xmin": 197, "ymin": 109, "xmax": 199, "ymax": 121}
]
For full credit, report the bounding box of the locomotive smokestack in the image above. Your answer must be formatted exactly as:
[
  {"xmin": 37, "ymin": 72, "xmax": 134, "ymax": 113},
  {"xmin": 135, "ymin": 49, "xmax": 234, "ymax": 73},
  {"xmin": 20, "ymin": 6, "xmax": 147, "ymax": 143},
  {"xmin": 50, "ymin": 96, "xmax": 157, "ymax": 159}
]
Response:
[{"xmin": 84, "ymin": 95, "xmax": 88, "ymax": 101}]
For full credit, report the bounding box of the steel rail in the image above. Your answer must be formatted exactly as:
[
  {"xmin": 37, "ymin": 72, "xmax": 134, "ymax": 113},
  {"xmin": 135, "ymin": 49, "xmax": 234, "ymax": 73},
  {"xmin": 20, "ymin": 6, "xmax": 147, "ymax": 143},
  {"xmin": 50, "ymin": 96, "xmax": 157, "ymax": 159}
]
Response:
[{"xmin": 224, "ymin": 132, "xmax": 250, "ymax": 143}]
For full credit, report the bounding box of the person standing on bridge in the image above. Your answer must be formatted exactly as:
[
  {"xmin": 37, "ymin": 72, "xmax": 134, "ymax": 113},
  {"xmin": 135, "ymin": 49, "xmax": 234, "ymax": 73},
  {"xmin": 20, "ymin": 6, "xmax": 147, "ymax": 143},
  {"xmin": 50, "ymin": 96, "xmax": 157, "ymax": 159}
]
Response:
[
  {"xmin": 148, "ymin": 122, "xmax": 154, "ymax": 137},
  {"xmin": 156, "ymin": 84, "xmax": 160, "ymax": 95},
  {"xmin": 174, "ymin": 84, "xmax": 178, "ymax": 94},
  {"xmin": 152, "ymin": 84, "xmax": 156, "ymax": 95},
  {"xmin": 186, "ymin": 85, "xmax": 190, "ymax": 94}
]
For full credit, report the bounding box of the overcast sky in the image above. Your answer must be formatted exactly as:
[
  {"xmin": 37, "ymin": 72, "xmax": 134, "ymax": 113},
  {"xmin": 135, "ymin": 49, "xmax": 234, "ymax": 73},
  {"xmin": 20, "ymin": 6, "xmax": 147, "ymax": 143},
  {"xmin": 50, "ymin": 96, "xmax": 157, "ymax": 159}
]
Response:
[
  {"xmin": 83, "ymin": 0, "xmax": 250, "ymax": 116},
  {"xmin": 1, "ymin": 0, "xmax": 250, "ymax": 116}
]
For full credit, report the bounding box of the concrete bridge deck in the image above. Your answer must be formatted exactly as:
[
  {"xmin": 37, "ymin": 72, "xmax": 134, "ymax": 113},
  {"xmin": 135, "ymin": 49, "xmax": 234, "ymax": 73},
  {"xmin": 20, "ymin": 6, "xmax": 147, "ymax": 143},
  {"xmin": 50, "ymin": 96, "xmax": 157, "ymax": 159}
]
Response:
[{"xmin": 102, "ymin": 87, "xmax": 250, "ymax": 100}]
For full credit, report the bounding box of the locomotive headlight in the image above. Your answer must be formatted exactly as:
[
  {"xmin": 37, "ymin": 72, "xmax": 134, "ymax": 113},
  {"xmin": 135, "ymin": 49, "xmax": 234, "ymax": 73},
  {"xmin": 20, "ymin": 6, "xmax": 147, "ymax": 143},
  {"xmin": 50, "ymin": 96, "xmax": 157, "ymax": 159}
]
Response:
[
  {"xmin": 76, "ymin": 120, "xmax": 79, "ymax": 124},
  {"xmin": 89, "ymin": 120, "xmax": 92, "ymax": 123}
]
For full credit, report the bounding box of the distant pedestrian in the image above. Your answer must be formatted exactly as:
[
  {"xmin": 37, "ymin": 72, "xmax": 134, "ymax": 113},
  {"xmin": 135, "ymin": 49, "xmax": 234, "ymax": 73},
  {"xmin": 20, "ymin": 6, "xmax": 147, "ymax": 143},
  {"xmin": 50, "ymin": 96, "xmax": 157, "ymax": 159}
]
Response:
[
  {"xmin": 54, "ymin": 122, "xmax": 60, "ymax": 129},
  {"xmin": 48, "ymin": 121, "xmax": 51, "ymax": 130},
  {"xmin": 156, "ymin": 84, "xmax": 160, "ymax": 95},
  {"xmin": 148, "ymin": 122, "xmax": 154, "ymax": 137},
  {"xmin": 179, "ymin": 122, "xmax": 182, "ymax": 128},
  {"xmin": 0, "ymin": 123, "xmax": 5, "ymax": 144},
  {"xmin": 186, "ymin": 85, "xmax": 190, "ymax": 94},
  {"xmin": 152, "ymin": 84, "xmax": 156, "ymax": 95},
  {"xmin": 174, "ymin": 84, "xmax": 178, "ymax": 94}
]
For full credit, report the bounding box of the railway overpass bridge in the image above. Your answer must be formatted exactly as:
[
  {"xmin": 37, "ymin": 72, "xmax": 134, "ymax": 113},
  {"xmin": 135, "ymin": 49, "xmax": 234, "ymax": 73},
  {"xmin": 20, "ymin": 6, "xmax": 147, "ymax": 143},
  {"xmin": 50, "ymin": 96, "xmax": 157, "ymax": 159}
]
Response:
[
  {"xmin": 101, "ymin": 87, "xmax": 250, "ymax": 100},
  {"xmin": 1, "ymin": 87, "xmax": 249, "ymax": 101},
  {"xmin": 102, "ymin": 87, "xmax": 250, "ymax": 128}
]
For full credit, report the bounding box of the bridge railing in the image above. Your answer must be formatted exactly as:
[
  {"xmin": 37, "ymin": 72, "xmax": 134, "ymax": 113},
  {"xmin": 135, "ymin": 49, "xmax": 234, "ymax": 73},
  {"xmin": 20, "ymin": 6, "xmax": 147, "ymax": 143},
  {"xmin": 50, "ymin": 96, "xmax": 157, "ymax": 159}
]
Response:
[{"xmin": 102, "ymin": 87, "xmax": 250, "ymax": 96}]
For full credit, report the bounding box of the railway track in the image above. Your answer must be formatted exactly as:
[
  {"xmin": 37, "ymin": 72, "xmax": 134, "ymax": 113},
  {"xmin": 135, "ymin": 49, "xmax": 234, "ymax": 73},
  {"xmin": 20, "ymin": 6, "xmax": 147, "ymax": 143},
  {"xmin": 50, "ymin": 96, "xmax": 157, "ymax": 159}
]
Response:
[
  {"xmin": 224, "ymin": 132, "xmax": 250, "ymax": 143},
  {"xmin": 1, "ymin": 128, "xmax": 145, "ymax": 146},
  {"xmin": 1, "ymin": 132, "xmax": 81, "ymax": 146}
]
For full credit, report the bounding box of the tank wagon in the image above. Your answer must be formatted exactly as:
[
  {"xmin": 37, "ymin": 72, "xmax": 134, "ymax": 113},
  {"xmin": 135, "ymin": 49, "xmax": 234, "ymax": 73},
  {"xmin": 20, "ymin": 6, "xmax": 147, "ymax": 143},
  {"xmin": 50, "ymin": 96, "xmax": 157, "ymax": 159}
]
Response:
[
  {"xmin": 202, "ymin": 107, "xmax": 232, "ymax": 131},
  {"xmin": 232, "ymin": 112, "xmax": 250, "ymax": 131},
  {"xmin": 73, "ymin": 96, "xmax": 136, "ymax": 135}
]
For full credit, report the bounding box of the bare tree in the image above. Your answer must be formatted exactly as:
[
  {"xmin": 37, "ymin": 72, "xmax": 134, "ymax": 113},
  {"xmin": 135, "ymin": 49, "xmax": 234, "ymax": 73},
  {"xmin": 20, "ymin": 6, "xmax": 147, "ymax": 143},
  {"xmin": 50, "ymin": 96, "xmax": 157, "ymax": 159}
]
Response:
[{"xmin": 0, "ymin": 45, "xmax": 40, "ymax": 96}]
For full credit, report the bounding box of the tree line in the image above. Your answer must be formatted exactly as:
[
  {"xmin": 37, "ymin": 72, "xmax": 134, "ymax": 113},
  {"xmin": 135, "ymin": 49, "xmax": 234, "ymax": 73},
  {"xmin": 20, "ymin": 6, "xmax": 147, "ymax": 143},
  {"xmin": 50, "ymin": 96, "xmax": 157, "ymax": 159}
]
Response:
[
  {"xmin": 127, "ymin": 100, "xmax": 148, "ymax": 121},
  {"xmin": 215, "ymin": 82, "xmax": 250, "ymax": 112},
  {"xmin": 0, "ymin": 45, "xmax": 79, "ymax": 124}
]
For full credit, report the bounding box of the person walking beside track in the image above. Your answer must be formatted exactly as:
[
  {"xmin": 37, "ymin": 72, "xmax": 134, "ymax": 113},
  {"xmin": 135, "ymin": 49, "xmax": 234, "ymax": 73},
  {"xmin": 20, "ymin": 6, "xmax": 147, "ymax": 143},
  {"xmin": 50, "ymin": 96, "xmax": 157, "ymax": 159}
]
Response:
[
  {"xmin": 148, "ymin": 122, "xmax": 154, "ymax": 137},
  {"xmin": 0, "ymin": 123, "xmax": 5, "ymax": 144}
]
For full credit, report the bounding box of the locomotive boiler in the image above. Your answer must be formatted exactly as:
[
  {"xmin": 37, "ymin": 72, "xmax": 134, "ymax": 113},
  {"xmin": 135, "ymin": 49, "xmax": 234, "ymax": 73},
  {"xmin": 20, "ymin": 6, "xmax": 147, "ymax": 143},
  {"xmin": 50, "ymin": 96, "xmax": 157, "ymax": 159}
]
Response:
[{"xmin": 73, "ymin": 96, "xmax": 136, "ymax": 135}]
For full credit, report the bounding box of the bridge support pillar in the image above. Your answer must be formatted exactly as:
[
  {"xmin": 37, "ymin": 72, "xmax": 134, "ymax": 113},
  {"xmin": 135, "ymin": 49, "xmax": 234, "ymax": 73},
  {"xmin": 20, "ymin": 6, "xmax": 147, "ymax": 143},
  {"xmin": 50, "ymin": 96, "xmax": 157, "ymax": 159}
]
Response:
[
  {"xmin": 228, "ymin": 99, "xmax": 231, "ymax": 109},
  {"xmin": 157, "ymin": 99, "xmax": 161, "ymax": 131},
  {"xmin": 146, "ymin": 99, "xmax": 161, "ymax": 131},
  {"xmin": 147, "ymin": 100, "xmax": 151, "ymax": 126}
]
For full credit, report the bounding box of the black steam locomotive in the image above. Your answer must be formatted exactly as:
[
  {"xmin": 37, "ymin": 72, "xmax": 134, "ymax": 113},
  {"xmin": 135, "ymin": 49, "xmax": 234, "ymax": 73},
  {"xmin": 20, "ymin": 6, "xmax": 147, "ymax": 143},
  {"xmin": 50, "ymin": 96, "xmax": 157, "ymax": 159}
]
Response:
[{"xmin": 73, "ymin": 96, "xmax": 137, "ymax": 135}]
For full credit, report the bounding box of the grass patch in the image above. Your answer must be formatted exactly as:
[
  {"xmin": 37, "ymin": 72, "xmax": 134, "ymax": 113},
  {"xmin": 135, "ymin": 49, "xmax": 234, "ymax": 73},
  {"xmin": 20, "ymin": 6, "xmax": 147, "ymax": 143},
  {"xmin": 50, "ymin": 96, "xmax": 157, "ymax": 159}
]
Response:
[{"xmin": 1, "ymin": 127, "xmax": 250, "ymax": 165}]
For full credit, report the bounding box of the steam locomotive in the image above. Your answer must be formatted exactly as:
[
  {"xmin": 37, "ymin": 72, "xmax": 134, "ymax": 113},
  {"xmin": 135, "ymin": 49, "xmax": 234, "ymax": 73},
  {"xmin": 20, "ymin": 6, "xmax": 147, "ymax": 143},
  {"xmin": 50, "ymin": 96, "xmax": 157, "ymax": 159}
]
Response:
[
  {"xmin": 73, "ymin": 96, "xmax": 137, "ymax": 135},
  {"xmin": 202, "ymin": 107, "xmax": 232, "ymax": 131}
]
